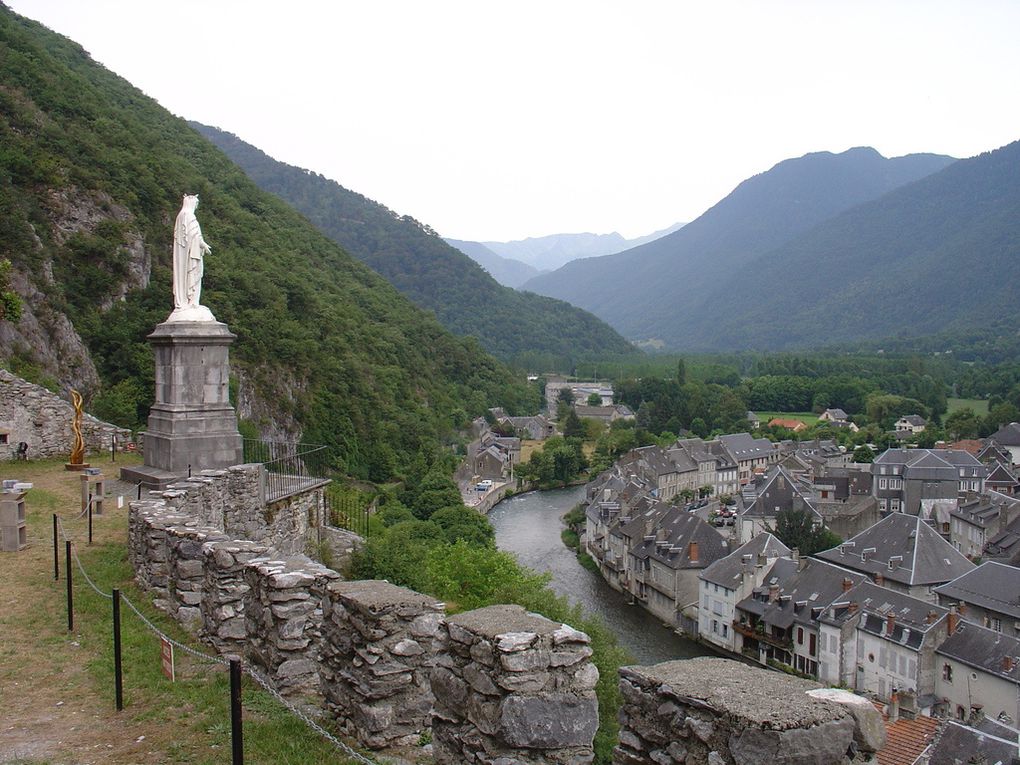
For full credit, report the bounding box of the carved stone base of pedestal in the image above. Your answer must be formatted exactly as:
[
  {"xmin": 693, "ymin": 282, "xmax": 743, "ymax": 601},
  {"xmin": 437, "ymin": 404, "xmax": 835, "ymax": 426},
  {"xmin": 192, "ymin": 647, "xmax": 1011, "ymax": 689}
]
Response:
[{"xmin": 120, "ymin": 320, "xmax": 242, "ymax": 488}]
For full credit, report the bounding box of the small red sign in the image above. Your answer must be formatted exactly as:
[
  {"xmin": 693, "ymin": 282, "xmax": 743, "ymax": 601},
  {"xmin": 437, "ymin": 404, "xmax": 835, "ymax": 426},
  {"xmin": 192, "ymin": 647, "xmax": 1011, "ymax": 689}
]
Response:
[
  {"xmin": 160, "ymin": 637, "xmax": 175, "ymax": 682},
  {"xmin": 125, "ymin": 442, "xmax": 137, "ymax": 452}
]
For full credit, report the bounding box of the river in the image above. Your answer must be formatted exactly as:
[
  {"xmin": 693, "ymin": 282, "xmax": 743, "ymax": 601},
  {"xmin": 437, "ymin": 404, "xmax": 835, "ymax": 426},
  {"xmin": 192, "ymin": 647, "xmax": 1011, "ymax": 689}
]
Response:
[{"xmin": 488, "ymin": 486, "xmax": 712, "ymax": 665}]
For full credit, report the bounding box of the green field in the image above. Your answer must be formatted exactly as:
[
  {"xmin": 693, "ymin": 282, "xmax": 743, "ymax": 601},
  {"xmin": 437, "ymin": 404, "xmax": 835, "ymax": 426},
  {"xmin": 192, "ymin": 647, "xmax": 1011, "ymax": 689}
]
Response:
[
  {"xmin": 947, "ymin": 397, "xmax": 989, "ymax": 416},
  {"xmin": 753, "ymin": 411, "xmax": 820, "ymax": 426}
]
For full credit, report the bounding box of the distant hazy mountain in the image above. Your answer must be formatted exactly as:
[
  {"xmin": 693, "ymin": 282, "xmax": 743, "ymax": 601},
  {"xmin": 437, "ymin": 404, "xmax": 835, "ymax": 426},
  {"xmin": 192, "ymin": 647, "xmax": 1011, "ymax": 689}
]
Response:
[
  {"xmin": 443, "ymin": 239, "xmax": 540, "ymax": 288},
  {"xmin": 690, "ymin": 139, "xmax": 1020, "ymax": 351},
  {"xmin": 522, "ymin": 148, "xmax": 956, "ymax": 348},
  {"xmin": 192, "ymin": 123, "xmax": 638, "ymax": 363},
  {"xmin": 476, "ymin": 222, "xmax": 686, "ymax": 273}
]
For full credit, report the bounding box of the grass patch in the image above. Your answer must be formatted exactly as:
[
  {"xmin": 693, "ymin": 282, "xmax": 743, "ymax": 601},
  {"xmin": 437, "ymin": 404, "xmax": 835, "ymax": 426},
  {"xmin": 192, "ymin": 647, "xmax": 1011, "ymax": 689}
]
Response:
[{"xmin": 947, "ymin": 397, "xmax": 989, "ymax": 416}]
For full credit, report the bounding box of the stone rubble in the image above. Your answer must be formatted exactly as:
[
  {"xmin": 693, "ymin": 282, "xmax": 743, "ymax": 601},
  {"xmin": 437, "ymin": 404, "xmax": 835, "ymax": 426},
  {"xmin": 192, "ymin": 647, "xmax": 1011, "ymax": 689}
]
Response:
[
  {"xmin": 320, "ymin": 579, "xmax": 446, "ymax": 749},
  {"xmin": 431, "ymin": 603, "xmax": 599, "ymax": 765}
]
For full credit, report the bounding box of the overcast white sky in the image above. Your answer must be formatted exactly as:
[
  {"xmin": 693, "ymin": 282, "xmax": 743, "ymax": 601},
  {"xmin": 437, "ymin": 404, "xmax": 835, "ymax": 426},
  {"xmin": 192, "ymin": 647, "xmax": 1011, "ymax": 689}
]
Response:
[{"xmin": 9, "ymin": 1, "xmax": 1020, "ymax": 241}]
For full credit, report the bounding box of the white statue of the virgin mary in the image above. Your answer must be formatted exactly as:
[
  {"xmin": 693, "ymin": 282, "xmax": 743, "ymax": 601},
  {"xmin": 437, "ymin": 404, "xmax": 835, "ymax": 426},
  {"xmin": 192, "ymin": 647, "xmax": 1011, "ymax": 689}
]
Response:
[{"xmin": 168, "ymin": 194, "xmax": 216, "ymax": 322}]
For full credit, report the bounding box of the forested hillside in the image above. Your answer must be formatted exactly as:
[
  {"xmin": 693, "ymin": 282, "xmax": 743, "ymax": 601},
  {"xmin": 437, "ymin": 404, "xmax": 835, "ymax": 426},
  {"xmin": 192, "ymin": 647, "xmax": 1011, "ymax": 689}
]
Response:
[
  {"xmin": 523, "ymin": 148, "xmax": 955, "ymax": 347},
  {"xmin": 692, "ymin": 140, "xmax": 1020, "ymax": 350},
  {"xmin": 0, "ymin": 7, "xmax": 539, "ymax": 480},
  {"xmin": 190, "ymin": 123, "xmax": 637, "ymax": 366}
]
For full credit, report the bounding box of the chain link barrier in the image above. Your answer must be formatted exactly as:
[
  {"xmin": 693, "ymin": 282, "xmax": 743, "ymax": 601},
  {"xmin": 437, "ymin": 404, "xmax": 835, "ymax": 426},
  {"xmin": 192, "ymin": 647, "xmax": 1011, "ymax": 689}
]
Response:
[{"xmin": 55, "ymin": 511, "xmax": 380, "ymax": 764}]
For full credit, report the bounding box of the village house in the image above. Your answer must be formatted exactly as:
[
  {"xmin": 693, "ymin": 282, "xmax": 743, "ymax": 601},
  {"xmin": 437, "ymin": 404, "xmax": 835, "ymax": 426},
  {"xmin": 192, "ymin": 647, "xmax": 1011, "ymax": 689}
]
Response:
[
  {"xmin": 841, "ymin": 582, "xmax": 949, "ymax": 707},
  {"xmin": 697, "ymin": 532, "xmax": 791, "ymax": 653},
  {"xmin": 736, "ymin": 465, "xmax": 824, "ymax": 544},
  {"xmin": 934, "ymin": 561, "xmax": 1020, "ymax": 638},
  {"xmin": 988, "ymin": 422, "xmax": 1020, "ymax": 465},
  {"xmin": 947, "ymin": 492, "xmax": 1020, "ymax": 559},
  {"xmin": 934, "ymin": 620, "xmax": 1020, "ymax": 724},
  {"xmin": 717, "ymin": 432, "xmax": 778, "ymax": 486},
  {"xmin": 815, "ymin": 512, "xmax": 975, "ymax": 603},
  {"xmin": 820, "ymin": 408, "xmax": 849, "ymax": 424},
  {"xmin": 626, "ymin": 505, "xmax": 730, "ymax": 627},
  {"xmin": 984, "ymin": 460, "xmax": 1019, "ymax": 494},
  {"xmin": 984, "ymin": 509, "xmax": 1020, "ymax": 566},
  {"xmin": 769, "ymin": 417, "xmax": 808, "ymax": 433},
  {"xmin": 573, "ymin": 403, "xmax": 635, "ymax": 424},
  {"xmin": 895, "ymin": 415, "xmax": 928, "ymax": 434},
  {"xmin": 733, "ymin": 557, "xmax": 867, "ymax": 677},
  {"xmin": 872, "ymin": 448, "xmax": 987, "ymax": 515},
  {"xmin": 501, "ymin": 414, "xmax": 556, "ymax": 441}
]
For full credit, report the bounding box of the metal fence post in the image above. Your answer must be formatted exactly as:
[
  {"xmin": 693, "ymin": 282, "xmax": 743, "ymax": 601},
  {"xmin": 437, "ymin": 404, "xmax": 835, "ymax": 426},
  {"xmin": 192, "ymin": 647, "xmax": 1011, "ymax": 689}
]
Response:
[
  {"xmin": 65, "ymin": 540, "xmax": 73, "ymax": 632},
  {"xmin": 229, "ymin": 657, "xmax": 243, "ymax": 765},
  {"xmin": 87, "ymin": 495, "xmax": 93, "ymax": 546},
  {"xmin": 113, "ymin": 588, "xmax": 123, "ymax": 711},
  {"xmin": 53, "ymin": 514, "xmax": 59, "ymax": 580}
]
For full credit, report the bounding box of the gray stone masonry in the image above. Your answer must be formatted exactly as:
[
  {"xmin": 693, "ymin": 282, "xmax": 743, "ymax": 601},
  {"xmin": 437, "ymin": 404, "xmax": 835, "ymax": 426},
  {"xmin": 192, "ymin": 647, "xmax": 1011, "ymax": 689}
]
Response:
[
  {"xmin": 165, "ymin": 521, "xmax": 229, "ymax": 630},
  {"xmin": 200, "ymin": 539, "xmax": 270, "ymax": 653},
  {"xmin": 129, "ymin": 500, "xmax": 201, "ymax": 605},
  {"xmin": 612, "ymin": 657, "xmax": 885, "ymax": 765},
  {"xmin": 141, "ymin": 320, "xmax": 242, "ymax": 474},
  {"xmin": 0, "ymin": 368, "xmax": 131, "ymax": 460},
  {"xmin": 431, "ymin": 603, "xmax": 599, "ymax": 765},
  {"xmin": 319, "ymin": 579, "xmax": 446, "ymax": 749},
  {"xmin": 244, "ymin": 554, "xmax": 340, "ymax": 697}
]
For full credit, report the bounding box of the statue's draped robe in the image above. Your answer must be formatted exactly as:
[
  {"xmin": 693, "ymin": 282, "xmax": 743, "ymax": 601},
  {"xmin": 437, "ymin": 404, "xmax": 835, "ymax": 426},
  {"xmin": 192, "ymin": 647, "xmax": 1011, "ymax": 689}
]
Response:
[{"xmin": 172, "ymin": 204, "xmax": 205, "ymax": 309}]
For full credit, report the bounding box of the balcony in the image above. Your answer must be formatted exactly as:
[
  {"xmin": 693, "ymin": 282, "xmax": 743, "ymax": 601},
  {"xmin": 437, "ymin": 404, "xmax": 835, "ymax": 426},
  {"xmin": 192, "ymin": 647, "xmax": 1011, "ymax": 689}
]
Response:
[{"xmin": 733, "ymin": 620, "xmax": 792, "ymax": 651}]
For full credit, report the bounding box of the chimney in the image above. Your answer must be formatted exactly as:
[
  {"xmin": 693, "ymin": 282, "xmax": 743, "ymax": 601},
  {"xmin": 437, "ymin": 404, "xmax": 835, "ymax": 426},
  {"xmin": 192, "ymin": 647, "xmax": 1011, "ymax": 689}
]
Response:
[
  {"xmin": 926, "ymin": 610, "xmax": 938, "ymax": 625},
  {"xmin": 968, "ymin": 704, "xmax": 984, "ymax": 726},
  {"xmin": 756, "ymin": 552, "xmax": 767, "ymax": 567},
  {"xmin": 957, "ymin": 602, "xmax": 967, "ymax": 617},
  {"xmin": 848, "ymin": 602, "xmax": 860, "ymax": 614},
  {"xmin": 769, "ymin": 584, "xmax": 780, "ymax": 603},
  {"xmin": 888, "ymin": 689, "xmax": 900, "ymax": 724},
  {"xmin": 948, "ymin": 605, "xmax": 960, "ymax": 635},
  {"xmin": 874, "ymin": 572, "xmax": 884, "ymax": 587},
  {"xmin": 842, "ymin": 577, "xmax": 854, "ymax": 593},
  {"xmin": 885, "ymin": 613, "xmax": 896, "ymax": 635},
  {"xmin": 1004, "ymin": 655, "xmax": 1015, "ymax": 673},
  {"xmin": 688, "ymin": 541, "xmax": 699, "ymax": 563}
]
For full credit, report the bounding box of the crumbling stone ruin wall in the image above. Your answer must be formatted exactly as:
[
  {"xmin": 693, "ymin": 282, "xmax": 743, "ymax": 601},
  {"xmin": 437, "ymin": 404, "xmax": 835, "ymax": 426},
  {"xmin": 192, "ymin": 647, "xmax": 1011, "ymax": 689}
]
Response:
[
  {"xmin": 613, "ymin": 657, "xmax": 886, "ymax": 765},
  {"xmin": 0, "ymin": 368, "xmax": 131, "ymax": 459},
  {"xmin": 431, "ymin": 603, "xmax": 600, "ymax": 765},
  {"xmin": 165, "ymin": 521, "xmax": 228, "ymax": 630},
  {"xmin": 243, "ymin": 554, "xmax": 339, "ymax": 696},
  {"xmin": 201, "ymin": 539, "xmax": 269, "ymax": 652},
  {"xmin": 319, "ymin": 580, "xmax": 445, "ymax": 749}
]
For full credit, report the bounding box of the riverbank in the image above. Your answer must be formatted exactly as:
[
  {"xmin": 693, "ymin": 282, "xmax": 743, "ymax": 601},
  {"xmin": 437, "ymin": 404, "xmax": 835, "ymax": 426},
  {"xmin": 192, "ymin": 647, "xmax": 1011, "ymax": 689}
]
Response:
[{"xmin": 488, "ymin": 486, "xmax": 711, "ymax": 665}]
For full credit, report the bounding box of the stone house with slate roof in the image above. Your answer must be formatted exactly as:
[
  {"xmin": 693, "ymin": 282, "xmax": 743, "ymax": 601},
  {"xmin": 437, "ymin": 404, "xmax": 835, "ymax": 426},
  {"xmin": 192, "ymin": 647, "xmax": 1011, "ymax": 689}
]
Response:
[
  {"xmin": 977, "ymin": 438, "xmax": 1014, "ymax": 466},
  {"xmin": 948, "ymin": 492, "xmax": 1020, "ymax": 559},
  {"xmin": 984, "ymin": 461, "xmax": 1020, "ymax": 495},
  {"xmin": 925, "ymin": 717, "xmax": 1020, "ymax": 765},
  {"xmin": 501, "ymin": 414, "xmax": 556, "ymax": 441},
  {"xmin": 820, "ymin": 408, "xmax": 850, "ymax": 424},
  {"xmin": 989, "ymin": 422, "xmax": 1020, "ymax": 465},
  {"xmin": 697, "ymin": 532, "xmax": 791, "ymax": 654},
  {"xmin": 816, "ymin": 513, "xmax": 975, "ymax": 603},
  {"xmin": 935, "ymin": 561, "xmax": 1020, "ymax": 638},
  {"xmin": 627, "ymin": 506, "xmax": 730, "ymax": 624},
  {"xmin": 717, "ymin": 432, "xmax": 778, "ymax": 486},
  {"xmin": 734, "ymin": 557, "xmax": 867, "ymax": 677},
  {"xmin": 737, "ymin": 465, "xmax": 824, "ymax": 544},
  {"xmin": 872, "ymin": 448, "xmax": 987, "ymax": 516},
  {"xmin": 895, "ymin": 415, "xmax": 928, "ymax": 434},
  {"xmin": 843, "ymin": 582, "xmax": 949, "ymax": 707},
  {"xmin": 935, "ymin": 621, "xmax": 1020, "ymax": 724},
  {"xmin": 984, "ymin": 509, "xmax": 1020, "ymax": 567}
]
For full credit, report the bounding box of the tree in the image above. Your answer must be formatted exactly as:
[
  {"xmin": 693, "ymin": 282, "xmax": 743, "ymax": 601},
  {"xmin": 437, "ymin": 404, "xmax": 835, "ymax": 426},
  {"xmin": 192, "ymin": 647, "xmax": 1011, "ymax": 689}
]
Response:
[
  {"xmin": 587, "ymin": 392, "xmax": 602, "ymax": 407},
  {"xmin": 770, "ymin": 509, "xmax": 842, "ymax": 556},
  {"xmin": 852, "ymin": 445, "xmax": 875, "ymax": 463},
  {"xmin": 944, "ymin": 407, "xmax": 981, "ymax": 440},
  {"xmin": 0, "ymin": 260, "xmax": 22, "ymax": 322},
  {"xmin": 562, "ymin": 409, "xmax": 585, "ymax": 438},
  {"xmin": 557, "ymin": 388, "xmax": 575, "ymax": 405},
  {"xmin": 430, "ymin": 505, "xmax": 495, "ymax": 547},
  {"xmin": 410, "ymin": 469, "xmax": 463, "ymax": 520}
]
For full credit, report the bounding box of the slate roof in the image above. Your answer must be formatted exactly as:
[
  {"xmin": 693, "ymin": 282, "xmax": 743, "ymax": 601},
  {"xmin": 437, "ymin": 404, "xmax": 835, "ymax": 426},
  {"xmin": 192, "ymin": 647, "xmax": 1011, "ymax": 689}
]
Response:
[
  {"xmin": 699, "ymin": 532, "xmax": 791, "ymax": 589},
  {"xmin": 718, "ymin": 433, "xmax": 776, "ymax": 462},
  {"xmin": 874, "ymin": 448, "xmax": 985, "ymax": 478},
  {"xmin": 985, "ymin": 461, "xmax": 1019, "ymax": 488},
  {"xmin": 741, "ymin": 465, "xmax": 823, "ymax": 522},
  {"xmin": 927, "ymin": 719, "xmax": 1020, "ymax": 765},
  {"xmin": 949, "ymin": 495, "xmax": 1002, "ymax": 530},
  {"xmin": 898, "ymin": 415, "xmax": 927, "ymax": 427},
  {"xmin": 984, "ymin": 513, "xmax": 1020, "ymax": 566},
  {"xmin": 628, "ymin": 506, "xmax": 730, "ymax": 572},
  {"xmin": 936, "ymin": 621, "xmax": 1020, "ymax": 683},
  {"xmin": 815, "ymin": 513, "xmax": 975, "ymax": 587},
  {"xmin": 849, "ymin": 581, "xmax": 948, "ymax": 650},
  {"xmin": 976, "ymin": 439, "xmax": 1013, "ymax": 465},
  {"xmin": 823, "ymin": 408, "xmax": 849, "ymax": 421},
  {"xmin": 933, "ymin": 561, "xmax": 1020, "ymax": 621},
  {"xmin": 989, "ymin": 421, "xmax": 1020, "ymax": 447},
  {"xmin": 738, "ymin": 558, "xmax": 866, "ymax": 630}
]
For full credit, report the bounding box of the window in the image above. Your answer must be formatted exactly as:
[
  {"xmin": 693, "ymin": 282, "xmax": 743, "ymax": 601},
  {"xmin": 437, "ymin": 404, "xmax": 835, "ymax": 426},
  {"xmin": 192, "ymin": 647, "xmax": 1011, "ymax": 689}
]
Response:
[
  {"xmin": 991, "ymin": 618, "xmax": 1002, "ymax": 632},
  {"xmin": 797, "ymin": 627, "xmax": 804, "ymax": 645},
  {"xmin": 942, "ymin": 663, "xmax": 953, "ymax": 682},
  {"xmin": 0, "ymin": 433, "xmax": 7, "ymax": 445},
  {"xmin": 722, "ymin": 624, "xmax": 729, "ymax": 638},
  {"xmin": 809, "ymin": 633, "xmax": 817, "ymax": 657},
  {"xmin": 879, "ymin": 478, "xmax": 888, "ymax": 489},
  {"xmin": 712, "ymin": 619, "xmax": 719, "ymax": 634}
]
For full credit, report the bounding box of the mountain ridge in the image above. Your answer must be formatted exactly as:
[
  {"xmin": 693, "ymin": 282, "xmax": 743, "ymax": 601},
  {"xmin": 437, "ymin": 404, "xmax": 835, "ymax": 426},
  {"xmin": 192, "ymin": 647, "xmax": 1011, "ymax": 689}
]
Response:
[
  {"xmin": 190, "ymin": 122, "xmax": 637, "ymax": 365},
  {"xmin": 522, "ymin": 147, "xmax": 956, "ymax": 346}
]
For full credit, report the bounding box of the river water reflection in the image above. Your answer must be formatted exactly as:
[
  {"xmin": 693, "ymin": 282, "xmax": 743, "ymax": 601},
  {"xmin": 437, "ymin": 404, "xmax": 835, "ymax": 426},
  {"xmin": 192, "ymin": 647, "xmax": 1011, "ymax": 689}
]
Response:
[{"xmin": 489, "ymin": 486, "xmax": 712, "ymax": 665}]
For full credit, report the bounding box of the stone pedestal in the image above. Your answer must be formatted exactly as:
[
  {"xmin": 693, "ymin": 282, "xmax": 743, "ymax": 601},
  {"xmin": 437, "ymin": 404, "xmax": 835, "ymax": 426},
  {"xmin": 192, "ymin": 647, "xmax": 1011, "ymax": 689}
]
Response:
[{"xmin": 122, "ymin": 320, "xmax": 242, "ymax": 488}]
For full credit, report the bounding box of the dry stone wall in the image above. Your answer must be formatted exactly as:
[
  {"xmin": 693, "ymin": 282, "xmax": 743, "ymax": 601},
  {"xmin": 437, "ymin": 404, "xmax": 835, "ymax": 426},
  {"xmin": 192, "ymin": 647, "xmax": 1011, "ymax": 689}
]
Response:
[
  {"xmin": 431, "ymin": 603, "xmax": 600, "ymax": 765},
  {"xmin": 0, "ymin": 368, "xmax": 130, "ymax": 459},
  {"xmin": 613, "ymin": 657, "xmax": 885, "ymax": 765},
  {"xmin": 201, "ymin": 539, "xmax": 269, "ymax": 652},
  {"xmin": 165, "ymin": 521, "xmax": 229, "ymax": 629},
  {"xmin": 320, "ymin": 579, "xmax": 445, "ymax": 749},
  {"xmin": 243, "ymin": 554, "xmax": 339, "ymax": 697}
]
